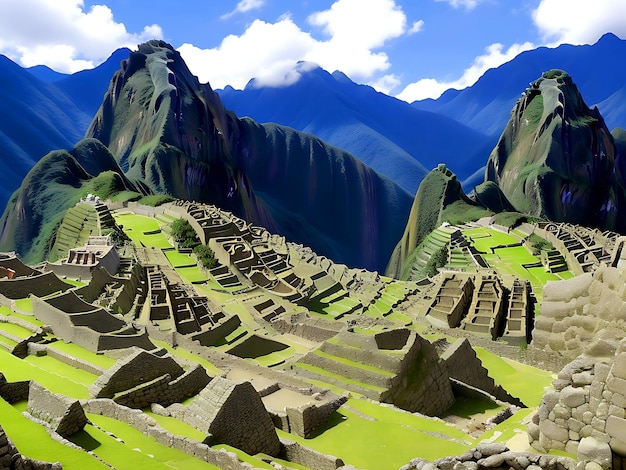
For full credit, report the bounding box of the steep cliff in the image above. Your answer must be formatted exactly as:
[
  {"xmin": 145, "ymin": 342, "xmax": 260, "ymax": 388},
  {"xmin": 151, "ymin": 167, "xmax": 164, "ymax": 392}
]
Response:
[{"xmin": 485, "ymin": 70, "xmax": 626, "ymax": 231}]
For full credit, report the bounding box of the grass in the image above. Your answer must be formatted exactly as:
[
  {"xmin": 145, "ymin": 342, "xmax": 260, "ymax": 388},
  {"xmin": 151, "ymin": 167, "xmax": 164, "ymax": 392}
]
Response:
[
  {"xmin": 212, "ymin": 445, "xmax": 274, "ymax": 469},
  {"xmin": 474, "ymin": 347, "xmax": 554, "ymax": 407},
  {"xmin": 24, "ymin": 355, "xmax": 99, "ymax": 387},
  {"xmin": 113, "ymin": 213, "xmax": 173, "ymax": 249},
  {"xmin": 47, "ymin": 339, "xmax": 117, "ymax": 369},
  {"xmin": 277, "ymin": 401, "xmax": 473, "ymax": 469},
  {"xmin": 294, "ymin": 363, "xmax": 386, "ymax": 393},
  {"xmin": 85, "ymin": 414, "xmax": 219, "ymax": 469},
  {"xmin": 152, "ymin": 340, "xmax": 222, "ymax": 376},
  {"xmin": 0, "ymin": 348, "xmax": 91, "ymax": 398},
  {"xmin": 313, "ymin": 350, "xmax": 395, "ymax": 377},
  {"xmin": 0, "ymin": 399, "xmax": 109, "ymax": 470},
  {"xmin": 13, "ymin": 298, "xmax": 34, "ymax": 313},
  {"xmin": 0, "ymin": 321, "xmax": 35, "ymax": 339},
  {"xmin": 175, "ymin": 266, "xmax": 208, "ymax": 284},
  {"xmin": 144, "ymin": 410, "xmax": 208, "ymax": 441}
]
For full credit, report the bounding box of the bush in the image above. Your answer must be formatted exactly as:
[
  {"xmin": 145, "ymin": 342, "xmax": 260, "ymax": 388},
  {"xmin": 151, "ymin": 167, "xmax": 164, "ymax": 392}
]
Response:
[
  {"xmin": 194, "ymin": 244, "xmax": 218, "ymax": 269},
  {"xmin": 171, "ymin": 218, "xmax": 199, "ymax": 246}
]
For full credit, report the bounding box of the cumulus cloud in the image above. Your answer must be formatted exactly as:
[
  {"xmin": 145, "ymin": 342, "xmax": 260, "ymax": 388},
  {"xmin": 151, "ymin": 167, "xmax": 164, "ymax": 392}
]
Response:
[
  {"xmin": 220, "ymin": 0, "xmax": 265, "ymax": 20},
  {"xmin": 396, "ymin": 41, "xmax": 534, "ymax": 102},
  {"xmin": 434, "ymin": 0, "xmax": 483, "ymax": 10},
  {"xmin": 408, "ymin": 20, "xmax": 425, "ymax": 35},
  {"xmin": 180, "ymin": 0, "xmax": 415, "ymax": 90},
  {"xmin": 533, "ymin": 0, "xmax": 626, "ymax": 45},
  {"xmin": 0, "ymin": 0, "xmax": 162, "ymax": 73}
]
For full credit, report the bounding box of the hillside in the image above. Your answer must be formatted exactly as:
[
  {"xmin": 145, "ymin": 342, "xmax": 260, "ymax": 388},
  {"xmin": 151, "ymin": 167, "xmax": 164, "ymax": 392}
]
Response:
[
  {"xmin": 0, "ymin": 41, "xmax": 412, "ymax": 272},
  {"xmin": 219, "ymin": 64, "xmax": 493, "ymax": 194},
  {"xmin": 414, "ymin": 33, "xmax": 626, "ymax": 137}
]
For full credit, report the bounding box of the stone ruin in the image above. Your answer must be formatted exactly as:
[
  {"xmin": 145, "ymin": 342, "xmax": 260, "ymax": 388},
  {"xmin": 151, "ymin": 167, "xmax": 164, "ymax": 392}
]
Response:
[
  {"xmin": 530, "ymin": 264, "xmax": 626, "ymax": 371},
  {"xmin": 27, "ymin": 382, "xmax": 88, "ymax": 438},
  {"xmin": 427, "ymin": 272, "xmax": 533, "ymax": 344}
]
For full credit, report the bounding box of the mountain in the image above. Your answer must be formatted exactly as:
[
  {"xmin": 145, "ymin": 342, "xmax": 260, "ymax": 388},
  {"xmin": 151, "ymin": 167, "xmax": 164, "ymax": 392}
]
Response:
[
  {"xmin": 218, "ymin": 64, "xmax": 493, "ymax": 194},
  {"xmin": 413, "ymin": 33, "xmax": 626, "ymax": 137},
  {"xmin": 0, "ymin": 41, "xmax": 412, "ymax": 272},
  {"xmin": 0, "ymin": 48, "xmax": 131, "ymax": 209},
  {"xmin": 485, "ymin": 69, "xmax": 626, "ymax": 231}
]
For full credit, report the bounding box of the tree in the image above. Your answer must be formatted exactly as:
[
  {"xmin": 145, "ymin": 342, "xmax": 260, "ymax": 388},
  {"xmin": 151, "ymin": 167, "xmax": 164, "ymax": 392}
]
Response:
[
  {"xmin": 194, "ymin": 244, "xmax": 218, "ymax": 269},
  {"xmin": 171, "ymin": 218, "xmax": 199, "ymax": 248}
]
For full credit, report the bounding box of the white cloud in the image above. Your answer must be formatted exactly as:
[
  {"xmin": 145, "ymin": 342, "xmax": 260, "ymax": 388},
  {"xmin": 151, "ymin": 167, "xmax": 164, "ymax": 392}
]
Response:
[
  {"xmin": 0, "ymin": 0, "xmax": 162, "ymax": 73},
  {"xmin": 434, "ymin": 0, "xmax": 483, "ymax": 10},
  {"xmin": 408, "ymin": 20, "xmax": 424, "ymax": 35},
  {"xmin": 533, "ymin": 0, "xmax": 626, "ymax": 45},
  {"xmin": 396, "ymin": 41, "xmax": 534, "ymax": 102},
  {"xmin": 180, "ymin": 0, "xmax": 413, "ymax": 90},
  {"xmin": 221, "ymin": 0, "xmax": 265, "ymax": 20},
  {"xmin": 368, "ymin": 74, "xmax": 401, "ymax": 95}
]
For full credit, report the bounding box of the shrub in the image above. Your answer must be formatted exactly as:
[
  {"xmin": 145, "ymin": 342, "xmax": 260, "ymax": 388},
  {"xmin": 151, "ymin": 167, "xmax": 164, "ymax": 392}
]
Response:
[
  {"xmin": 194, "ymin": 244, "xmax": 218, "ymax": 269},
  {"xmin": 170, "ymin": 218, "xmax": 199, "ymax": 248}
]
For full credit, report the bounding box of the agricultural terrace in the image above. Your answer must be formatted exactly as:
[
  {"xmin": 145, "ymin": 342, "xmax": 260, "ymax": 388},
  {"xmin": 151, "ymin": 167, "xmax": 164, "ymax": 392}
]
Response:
[{"xmin": 0, "ymin": 203, "xmax": 575, "ymax": 469}]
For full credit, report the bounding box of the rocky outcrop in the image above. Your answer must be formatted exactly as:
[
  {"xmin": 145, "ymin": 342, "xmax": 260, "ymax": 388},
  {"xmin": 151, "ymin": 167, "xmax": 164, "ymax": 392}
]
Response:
[{"xmin": 485, "ymin": 70, "xmax": 626, "ymax": 232}]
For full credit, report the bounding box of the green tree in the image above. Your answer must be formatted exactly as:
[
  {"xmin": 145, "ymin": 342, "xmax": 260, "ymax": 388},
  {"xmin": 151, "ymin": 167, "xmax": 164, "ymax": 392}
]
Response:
[{"xmin": 193, "ymin": 244, "xmax": 218, "ymax": 269}]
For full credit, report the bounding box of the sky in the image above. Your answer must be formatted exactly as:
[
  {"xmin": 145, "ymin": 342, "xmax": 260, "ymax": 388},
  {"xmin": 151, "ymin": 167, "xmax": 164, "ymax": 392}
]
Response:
[{"xmin": 1, "ymin": 0, "xmax": 626, "ymax": 102}]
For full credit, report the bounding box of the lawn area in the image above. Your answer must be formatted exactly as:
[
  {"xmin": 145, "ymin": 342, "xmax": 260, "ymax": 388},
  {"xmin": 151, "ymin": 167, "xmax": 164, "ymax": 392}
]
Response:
[
  {"xmin": 474, "ymin": 347, "xmax": 554, "ymax": 407},
  {"xmin": 47, "ymin": 340, "xmax": 117, "ymax": 369},
  {"xmin": 144, "ymin": 410, "xmax": 208, "ymax": 441},
  {"xmin": 0, "ymin": 321, "xmax": 35, "ymax": 339},
  {"xmin": 176, "ymin": 266, "xmax": 208, "ymax": 283},
  {"xmin": 85, "ymin": 414, "xmax": 219, "ymax": 469},
  {"xmin": 0, "ymin": 348, "xmax": 91, "ymax": 398},
  {"xmin": 464, "ymin": 228, "xmax": 518, "ymax": 252},
  {"xmin": 165, "ymin": 249, "xmax": 196, "ymax": 267},
  {"xmin": 277, "ymin": 399, "xmax": 473, "ymax": 469},
  {"xmin": 0, "ymin": 399, "xmax": 109, "ymax": 470},
  {"xmin": 114, "ymin": 213, "xmax": 173, "ymax": 249}
]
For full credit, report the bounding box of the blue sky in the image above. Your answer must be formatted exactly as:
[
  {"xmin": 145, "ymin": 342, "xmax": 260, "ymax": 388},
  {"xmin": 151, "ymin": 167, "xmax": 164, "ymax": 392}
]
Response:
[{"xmin": 1, "ymin": 0, "xmax": 626, "ymax": 101}]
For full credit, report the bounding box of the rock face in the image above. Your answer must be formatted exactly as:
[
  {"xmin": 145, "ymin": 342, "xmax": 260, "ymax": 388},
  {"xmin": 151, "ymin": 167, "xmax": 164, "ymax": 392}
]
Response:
[
  {"xmin": 183, "ymin": 376, "xmax": 281, "ymax": 457},
  {"xmin": 485, "ymin": 70, "xmax": 626, "ymax": 232},
  {"xmin": 83, "ymin": 40, "xmax": 411, "ymax": 271}
]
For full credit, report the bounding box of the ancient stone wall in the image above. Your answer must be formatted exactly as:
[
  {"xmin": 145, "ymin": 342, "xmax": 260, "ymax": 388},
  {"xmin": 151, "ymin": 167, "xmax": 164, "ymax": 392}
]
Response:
[
  {"xmin": 285, "ymin": 394, "xmax": 347, "ymax": 438},
  {"xmin": 401, "ymin": 443, "xmax": 578, "ymax": 470},
  {"xmin": 0, "ymin": 425, "xmax": 62, "ymax": 470},
  {"xmin": 530, "ymin": 342, "xmax": 626, "ymax": 469},
  {"xmin": 442, "ymin": 338, "xmax": 524, "ymax": 406},
  {"xmin": 90, "ymin": 349, "xmax": 184, "ymax": 398},
  {"xmin": 530, "ymin": 265, "xmax": 626, "ymax": 371},
  {"xmin": 0, "ymin": 373, "xmax": 29, "ymax": 404},
  {"xmin": 27, "ymin": 382, "xmax": 87, "ymax": 438},
  {"xmin": 82, "ymin": 398, "xmax": 254, "ymax": 470},
  {"xmin": 0, "ymin": 272, "xmax": 71, "ymax": 300},
  {"xmin": 183, "ymin": 376, "xmax": 281, "ymax": 457},
  {"xmin": 280, "ymin": 438, "xmax": 344, "ymax": 470},
  {"xmin": 112, "ymin": 364, "xmax": 210, "ymax": 409}
]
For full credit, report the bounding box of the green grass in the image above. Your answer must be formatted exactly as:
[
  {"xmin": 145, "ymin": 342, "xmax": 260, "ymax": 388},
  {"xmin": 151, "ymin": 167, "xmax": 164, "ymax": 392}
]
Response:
[
  {"xmin": 47, "ymin": 340, "xmax": 117, "ymax": 369},
  {"xmin": 474, "ymin": 347, "xmax": 554, "ymax": 407},
  {"xmin": 0, "ymin": 321, "xmax": 35, "ymax": 339},
  {"xmin": 24, "ymin": 355, "xmax": 99, "ymax": 387},
  {"xmin": 86, "ymin": 414, "xmax": 218, "ymax": 469},
  {"xmin": 444, "ymin": 396, "xmax": 503, "ymax": 420},
  {"xmin": 0, "ymin": 399, "xmax": 109, "ymax": 469},
  {"xmin": 165, "ymin": 250, "xmax": 196, "ymax": 267},
  {"xmin": 277, "ymin": 402, "xmax": 472, "ymax": 469},
  {"xmin": 294, "ymin": 363, "xmax": 386, "ymax": 393},
  {"xmin": 144, "ymin": 411, "xmax": 208, "ymax": 441},
  {"xmin": 152, "ymin": 340, "xmax": 222, "ymax": 375},
  {"xmin": 13, "ymin": 298, "xmax": 34, "ymax": 313},
  {"xmin": 0, "ymin": 348, "xmax": 91, "ymax": 398},
  {"xmin": 313, "ymin": 350, "xmax": 395, "ymax": 377},
  {"xmin": 114, "ymin": 213, "xmax": 173, "ymax": 249},
  {"xmin": 175, "ymin": 266, "xmax": 208, "ymax": 283},
  {"xmin": 212, "ymin": 445, "xmax": 274, "ymax": 469}
]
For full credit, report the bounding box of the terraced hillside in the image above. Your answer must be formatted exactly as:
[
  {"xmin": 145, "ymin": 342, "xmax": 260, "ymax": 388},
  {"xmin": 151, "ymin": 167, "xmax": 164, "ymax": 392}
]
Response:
[{"xmin": 0, "ymin": 197, "xmax": 586, "ymax": 469}]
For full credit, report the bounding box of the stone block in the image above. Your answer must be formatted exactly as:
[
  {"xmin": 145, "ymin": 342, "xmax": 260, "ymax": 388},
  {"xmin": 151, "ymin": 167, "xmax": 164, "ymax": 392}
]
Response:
[
  {"xmin": 540, "ymin": 419, "xmax": 569, "ymax": 444},
  {"xmin": 606, "ymin": 376, "xmax": 626, "ymax": 395},
  {"xmin": 561, "ymin": 386, "xmax": 587, "ymax": 408},
  {"xmin": 606, "ymin": 415, "xmax": 626, "ymax": 442},
  {"xmin": 611, "ymin": 354, "xmax": 626, "ymax": 380},
  {"xmin": 572, "ymin": 372, "xmax": 594, "ymax": 386},
  {"xmin": 612, "ymin": 392, "xmax": 626, "ymax": 408},
  {"xmin": 27, "ymin": 382, "xmax": 87, "ymax": 438},
  {"xmin": 578, "ymin": 437, "xmax": 612, "ymax": 470}
]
